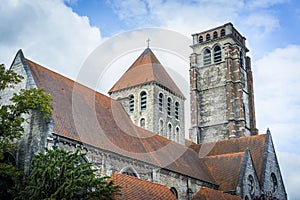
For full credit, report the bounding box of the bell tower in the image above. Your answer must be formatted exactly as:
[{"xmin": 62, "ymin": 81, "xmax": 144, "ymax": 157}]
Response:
[
  {"xmin": 109, "ymin": 47, "xmax": 185, "ymax": 144},
  {"xmin": 189, "ymin": 23, "xmax": 258, "ymax": 143}
]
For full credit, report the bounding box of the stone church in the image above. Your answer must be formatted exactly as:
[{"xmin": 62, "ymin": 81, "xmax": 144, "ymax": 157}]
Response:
[{"xmin": 1, "ymin": 23, "xmax": 287, "ymax": 199}]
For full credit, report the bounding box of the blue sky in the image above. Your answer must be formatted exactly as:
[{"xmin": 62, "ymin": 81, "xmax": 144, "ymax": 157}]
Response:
[{"xmin": 1, "ymin": 0, "xmax": 300, "ymax": 199}]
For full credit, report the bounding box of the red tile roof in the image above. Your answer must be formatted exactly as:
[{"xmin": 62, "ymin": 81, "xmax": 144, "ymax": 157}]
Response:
[
  {"xmin": 110, "ymin": 173, "xmax": 177, "ymax": 200},
  {"xmin": 108, "ymin": 48, "xmax": 185, "ymax": 98},
  {"xmin": 192, "ymin": 187, "xmax": 242, "ymax": 200},
  {"xmin": 201, "ymin": 152, "xmax": 245, "ymax": 191},
  {"xmin": 25, "ymin": 57, "xmax": 214, "ymax": 184},
  {"xmin": 188, "ymin": 134, "xmax": 267, "ymax": 182}
]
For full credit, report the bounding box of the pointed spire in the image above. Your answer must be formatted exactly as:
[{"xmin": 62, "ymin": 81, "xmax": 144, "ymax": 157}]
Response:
[
  {"xmin": 108, "ymin": 48, "xmax": 185, "ymax": 98},
  {"xmin": 266, "ymin": 128, "xmax": 271, "ymax": 135}
]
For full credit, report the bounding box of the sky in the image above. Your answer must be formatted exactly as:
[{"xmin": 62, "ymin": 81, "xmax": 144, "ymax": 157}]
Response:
[{"xmin": 1, "ymin": 0, "xmax": 300, "ymax": 199}]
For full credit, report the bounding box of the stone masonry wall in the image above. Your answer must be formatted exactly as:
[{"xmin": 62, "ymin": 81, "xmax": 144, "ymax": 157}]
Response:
[
  {"xmin": 260, "ymin": 134, "xmax": 287, "ymax": 200},
  {"xmin": 110, "ymin": 82, "xmax": 185, "ymax": 144},
  {"xmin": 48, "ymin": 135, "xmax": 213, "ymax": 200},
  {"xmin": 0, "ymin": 51, "xmax": 53, "ymax": 172}
]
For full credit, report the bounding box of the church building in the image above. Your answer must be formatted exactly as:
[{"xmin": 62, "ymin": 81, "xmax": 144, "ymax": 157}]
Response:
[{"xmin": 1, "ymin": 23, "xmax": 287, "ymax": 200}]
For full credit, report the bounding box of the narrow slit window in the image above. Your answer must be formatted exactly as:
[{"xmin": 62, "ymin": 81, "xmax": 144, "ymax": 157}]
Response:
[
  {"xmin": 140, "ymin": 118, "xmax": 145, "ymax": 128},
  {"xmin": 168, "ymin": 123, "xmax": 172, "ymax": 139}
]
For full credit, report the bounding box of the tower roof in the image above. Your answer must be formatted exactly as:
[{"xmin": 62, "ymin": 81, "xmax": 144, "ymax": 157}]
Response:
[{"xmin": 108, "ymin": 48, "xmax": 185, "ymax": 98}]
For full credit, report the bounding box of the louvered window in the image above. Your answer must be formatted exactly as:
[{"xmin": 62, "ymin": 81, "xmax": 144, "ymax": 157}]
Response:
[
  {"xmin": 214, "ymin": 46, "xmax": 222, "ymax": 63},
  {"xmin": 203, "ymin": 49, "xmax": 211, "ymax": 65},
  {"xmin": 140, "ymin": 91, "xmax": 147, "ymax": 110},
  {"xmin": 206, "ymin": 34, "xmax": 211, "ymax": 41},
  {"xmin": 240, "ymin": 51, "xmax": 244, "ymax": 69},
  {"xmin": 221, "ymin": 29, "xmax": 225, "ymax": 37},
  {"xmin": 159, "ymin": 93, "xmax": 163, "ymax": 112},
  {"xmin": 167, "ymin": 97, "xmax": 172, "ymax": 116},
  {"xmin": 199, "ymin": 36, "xmax": 203, "ymax": 43},
  {"xmin": 129, "ymin": 95, "xmax": 134, "ymax": 112},
  {"xmin": 213, "ymin": 31, "xmax": 218, "ymax": 39},
  {"xmin": 175, "ymin": 102, "xmax": 179, "ymax": 120}
]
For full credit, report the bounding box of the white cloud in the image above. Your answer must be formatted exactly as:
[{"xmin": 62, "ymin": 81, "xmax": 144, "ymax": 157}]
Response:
[
  {"xmin": 0, "ymin": 0, "xmax": 101, "ymax": 79},
  {"xmin": 254, "ymin": 45, "xmax": 300, "ymax": 198},
  {"xmin": 278, "ymin": 152, "xmax": 300, "ymax": 199}
]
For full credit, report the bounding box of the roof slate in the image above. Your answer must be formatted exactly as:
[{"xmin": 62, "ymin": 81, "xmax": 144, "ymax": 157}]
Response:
[
  {"xmin": 108, "ymin": 48, "xmax": 185, "ymax": 98},
  {"xmin": 110, "ymin": 173, "xmax": 177, "ymax": 200}
]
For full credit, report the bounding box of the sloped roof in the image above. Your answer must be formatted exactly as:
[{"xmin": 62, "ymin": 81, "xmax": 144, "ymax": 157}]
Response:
[
  {"xmin": 110, "ymin": 173, "xmax": 177, "ymax": 200},
  {"xmin": 24, "ymin": 56, "xmax": 214, "ymax": 184},
  {"xmin": 188, "ymin": 134, "xmax": 267, "ymax": 182},
  {"xmin": 192, "ymin": 187, "xmax": 242, "ymax": 200},
  {"xmin": 201, "ymin": 152, "xmax": 245, "ymax": 191},
  {"xmin": 108, "ymin": 48, "xmax": 185, "ymax": 98}
]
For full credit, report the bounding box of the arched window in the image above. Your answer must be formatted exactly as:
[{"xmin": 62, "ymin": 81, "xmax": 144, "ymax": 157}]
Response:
[
  {"xmin": 140, "ymin": 91, "xmax": 147, "ymax": 110},
  {"xmin": 240, "ymin": 51, "xmax": 244, "ymax": 69},
  {"xmin": 168, "ymin": 123, "xmax": 172, "ymax": 139},
  {"xmin": 121, "ymin": 167, "xmax": 138, "ymax": 177},
  {"xmin": 167, "ymin": 97, "xmax": 172, "ymax": 116},
  {"xmin": 170, "ymin": 187, "xmax": 178, "ymax": 199},
  {"xmin": 129, "ymin": 95, "xmax": 134, "ymax": 112},
  {"xmin": 199, "ymin": 36, "xmax": 203, "ymax": 43},
  {"xmin": 213, "ymin": 31, "xmax": 218, "ymax": 39},
  {"xmin": 159, "ymin": 119, "xmax": 164, "ymax": 135},
  {"xmin": 221, "ymin": 29, "xmax": 225, "ymax": 37},
  {"xmin": 175, "ymin": 127, "xmax": 180, "ymax": 142},
  {"xmin": 140, "ymin": 118, "xmax": 145, "ymax": 128},
  {"xmin": 159, "ymin": 93, "xmax": 163, "ymax": 112},
  {"xmin": 214, "ymin": 46, "xmax": 222, "ymax": 63},
  {"xmin": 271, "ymin": 173, "xmax": 278, "ymax": 192},
  {"xmin": 206, "ymin": 33, "xmax": 211, "ymax": 41},
  {"xmin": 203, "ymin": 49, "xmax": 211, "ymax": 65},
  {"xmin": 175, "ymin": 102, "xmax": 179, "ymax": 120}
]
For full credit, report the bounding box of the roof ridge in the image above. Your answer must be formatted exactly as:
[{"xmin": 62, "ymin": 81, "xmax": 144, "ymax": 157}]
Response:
[{"xmin": 203, "ymin": 151, "xmax": 245, "ymax": 159}]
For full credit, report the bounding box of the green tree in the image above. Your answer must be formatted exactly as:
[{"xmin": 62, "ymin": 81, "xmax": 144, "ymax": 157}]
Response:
[
  {"xmin": 0, "ymin": 64, "xmax": 53, "ymax": 199},
  {"xmin": 17, "ymin": 148, "xmax": 120, "ymax": 200}
]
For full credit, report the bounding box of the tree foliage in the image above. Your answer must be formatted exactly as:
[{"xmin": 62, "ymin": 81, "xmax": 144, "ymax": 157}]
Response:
[
  {"xmin": 17, "ymin": 148, "xmax": 120, "ymax": 200},
  {"xmin": 0, "ymin": 64, "xmax": 52, "ymax": 199},
  {"xmin": 0, "ymin": 64, "xmax": 53, "ymax": 159}
]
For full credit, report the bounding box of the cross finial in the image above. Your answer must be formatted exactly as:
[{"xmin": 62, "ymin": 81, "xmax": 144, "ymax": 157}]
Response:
[{"xmin": 146, "ymin": 38, "xmax": 150, "ymax": 48}]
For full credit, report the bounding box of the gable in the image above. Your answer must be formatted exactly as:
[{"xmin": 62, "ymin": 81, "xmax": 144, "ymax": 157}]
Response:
[{"xmin": 189, "ymin": 134, "xmax": 267, "ymax": 182}]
